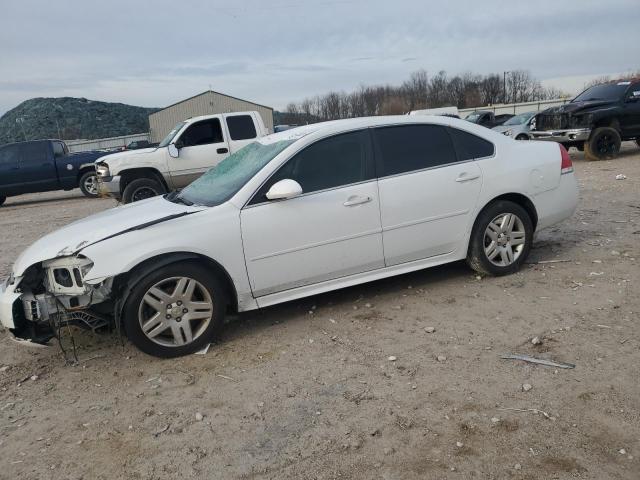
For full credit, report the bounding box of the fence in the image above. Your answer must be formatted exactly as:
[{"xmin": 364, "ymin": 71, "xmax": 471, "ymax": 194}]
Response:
[
  {"xmin": 66, "ymin": 132, "xmax": 150, "ymax": 153},
  {"xmin": 458, "ymin": 98, "xmax": 570, "ymax": 117}
]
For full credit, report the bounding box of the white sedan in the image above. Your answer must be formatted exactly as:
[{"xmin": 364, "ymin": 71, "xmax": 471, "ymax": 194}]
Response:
[{"xmin": 0, "ymin": 116, "xmax": 578, "ymax": 357}]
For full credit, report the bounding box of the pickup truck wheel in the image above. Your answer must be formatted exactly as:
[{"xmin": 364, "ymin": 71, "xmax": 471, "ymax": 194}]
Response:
[
  {"xmin": 515, "ymin": 134, "xmax": 529, "ymax": 140},
  {"xmin": 122, "ymin": 262, "xmax": 226, "ymax": 358},
  {"xmin": 122, "ymin": 178, "xmax": 166, "ymax": 204},
  {"xmin": 584, "ymin": 127, "xmax": 621, "ymax": 161},
  {"xmin": 636, "ymin": 139, "xmax": 640, "ymax": 149},
  {"xmin": 467, "ymin": 200, "xmax": 533, "ymax": 276},
  {"xmin": 0, "ymin": 196, "xmax": 6, "ymax": 207},
  {"xmin": 79, "ymin": 171, "xmax": 99, "ymax": 198}
]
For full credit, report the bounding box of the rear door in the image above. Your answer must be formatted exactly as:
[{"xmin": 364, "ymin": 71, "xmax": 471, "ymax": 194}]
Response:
[
  {"xmin": 224, "ymin": 113, "xmax": 259, "ymax": 153},
  {"xmin": 241, "ymin": 129, "xmax": 384, "ymax": 297},
  {"xmin": 373, "ymin": 124, "xmax": 485, "ymax": 266},
  {"xmin": 168, "ymin": 117, "xmax": 230, "ymax": 188},
  {"xmin": 16, "ymin": 142, "xmax": 58, "ymax": 193}
]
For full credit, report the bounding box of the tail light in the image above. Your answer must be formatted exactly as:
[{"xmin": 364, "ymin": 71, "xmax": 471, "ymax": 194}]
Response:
[{"xmin": 559, "ymin": 144, "xmax": 573, "ymax": 174}]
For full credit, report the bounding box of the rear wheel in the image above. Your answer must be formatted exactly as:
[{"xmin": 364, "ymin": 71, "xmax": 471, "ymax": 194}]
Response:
[
  {"xmin": 636, "ymin": 139, "xmax": 640, "ymax": 149},
  {"xmin": 123, "ymin": 262, "xmax": 226, "ymax": 357},
  {"xmin": 0, "ymin": 195, "xmax": 6, "ymax": 207},
  {"xmin": 467, "ymin": 200, "xmax": 533, "ymax": 276},
  {"xmin": 79, "ymin": 171, "xmax": 99, "ymax": 198},
  {"xmin": 122, "ymin": 177, "xmax": 166, "ymax": 204},
  {"xmin": 584, "ymin": 127, "xmax": 621, "ymax": 161}
]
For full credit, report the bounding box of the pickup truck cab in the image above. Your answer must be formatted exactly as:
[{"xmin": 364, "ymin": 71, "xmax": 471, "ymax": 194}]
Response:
[
  {"xmin": 0, "ymin": 139, "xmax": 107, "ymax": 206},
  {"xmin": 96, "ymin": 111, "xmax": 268, "ymax": 203}
]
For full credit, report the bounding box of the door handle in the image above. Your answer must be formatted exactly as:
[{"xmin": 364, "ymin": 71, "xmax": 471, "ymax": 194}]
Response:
[
  {"xmin": 343, "ymin": 195, "xmax": 372, "ymax": 207},
  {"xmin": 455, "ymin": 172, "xmax": 480, "ymax": 183},
  {"xmin": 217, "ymin": 147, "xmax": 229, "ymax": 154}
]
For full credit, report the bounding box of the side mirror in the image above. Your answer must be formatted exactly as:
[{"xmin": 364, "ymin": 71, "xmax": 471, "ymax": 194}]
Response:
[
  {"xmin": 266, "ymin": 179, "xmax": 303, "ymax": 201},
  {"xmin": 168, "ymin": 144, "xmax": 179, "ymax": 158}
]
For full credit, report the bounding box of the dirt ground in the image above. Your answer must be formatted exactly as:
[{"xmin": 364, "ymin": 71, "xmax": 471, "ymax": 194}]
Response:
[{"xmin": 0, "ymin": 144, "xmax": 639, "ymax": 480}]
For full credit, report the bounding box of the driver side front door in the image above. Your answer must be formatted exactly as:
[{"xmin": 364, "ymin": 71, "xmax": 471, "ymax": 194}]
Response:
[{"xmin": 168, "ymin": 117, "xmax": 230, "ymax": 188}]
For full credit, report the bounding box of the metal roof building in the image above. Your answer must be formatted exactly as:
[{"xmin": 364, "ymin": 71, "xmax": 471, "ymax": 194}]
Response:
[{"xmin": 148, "ymin": 90, "xmax": 274, "ymax": 142}]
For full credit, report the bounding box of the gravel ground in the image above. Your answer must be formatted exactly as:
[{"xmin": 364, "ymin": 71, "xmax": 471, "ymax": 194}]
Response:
[{"xmin": 0, "ymin": 144, "xmax": 639, "ymax": 479}]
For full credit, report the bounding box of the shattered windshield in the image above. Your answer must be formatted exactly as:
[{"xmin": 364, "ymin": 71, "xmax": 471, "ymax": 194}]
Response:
[
  {"xmin": 503, "ymin": 112, "xmax": 535, "ymax": 125},
  {"xmin": 158, "ymin": 121, "xmax": 187, "ymax": 147},
  {"xmin": 175, "ymin": 140, "xmax": 295, "ymax": 207},
  {"xmin": 573, "ymin": 83, "xmax": 628, "ymax": 102}
]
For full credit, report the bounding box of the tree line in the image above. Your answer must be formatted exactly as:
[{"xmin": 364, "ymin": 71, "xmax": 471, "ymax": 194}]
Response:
[{"xmin": 281, "ymin": 69, "xmax": 566, "ymax": 124}]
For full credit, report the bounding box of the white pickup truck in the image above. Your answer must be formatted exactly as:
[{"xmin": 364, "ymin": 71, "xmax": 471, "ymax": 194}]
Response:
[{"xmin": 96, "ymin": 111, "xmax": 268, "ymax": 203}]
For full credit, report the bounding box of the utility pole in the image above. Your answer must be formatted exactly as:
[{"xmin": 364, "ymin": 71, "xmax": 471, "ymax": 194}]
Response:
[{"xmin": 503, "ymin": 71, "xmax": 510, "ymax": 104}]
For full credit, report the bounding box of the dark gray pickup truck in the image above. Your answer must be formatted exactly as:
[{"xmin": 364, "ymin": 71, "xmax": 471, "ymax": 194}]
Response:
[{"xmin": 0, "ymin": 139, "xmax": 109, "ymax": 206}]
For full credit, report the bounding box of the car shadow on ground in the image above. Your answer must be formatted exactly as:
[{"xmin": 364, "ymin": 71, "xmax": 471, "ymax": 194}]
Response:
[{"xmin": 3, "ymin": 192, "xmax": 88, "ymax": 208}]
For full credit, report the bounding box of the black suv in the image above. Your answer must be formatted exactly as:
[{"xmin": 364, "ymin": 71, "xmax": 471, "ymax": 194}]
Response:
[{"xmin": 530, "ymin": 80, "xmax": 640, "ymax": 160}]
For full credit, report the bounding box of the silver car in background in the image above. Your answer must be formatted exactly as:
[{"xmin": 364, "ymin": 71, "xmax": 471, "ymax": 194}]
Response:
[{"xmin": 492, "ymin": 111, "xmax": 537, "ymax": 140}]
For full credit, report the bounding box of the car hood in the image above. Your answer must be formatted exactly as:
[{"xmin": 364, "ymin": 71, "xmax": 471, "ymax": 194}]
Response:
[
  {"xmin": 12, "ymin": 196, "xmax": 204, "ymax": 277},
  {"xmin": 540, "ymin": 99, "xmax": 614, "ymax": 116},
  {"xmin": 97, "ymin": 147, "xmax": 166, "ymax": 173}
]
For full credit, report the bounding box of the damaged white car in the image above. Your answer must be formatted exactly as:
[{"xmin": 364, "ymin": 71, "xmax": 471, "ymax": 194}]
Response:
[{"xmin": 0, "ymin": 116, "xmax": 578, "ymax": 357}]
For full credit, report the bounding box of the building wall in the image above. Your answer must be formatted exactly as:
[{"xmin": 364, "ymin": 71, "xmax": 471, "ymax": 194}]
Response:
[
  {"xmin": 66, "ymin": 132, "xmax": 150, "ymax": 153},
  {"xmin": 459, "ymin": 98, "xmax": 570, "ymax": 116},
  {"xmin": 148, "ymin": 91, "xmax": 274, "ymax": 142}
]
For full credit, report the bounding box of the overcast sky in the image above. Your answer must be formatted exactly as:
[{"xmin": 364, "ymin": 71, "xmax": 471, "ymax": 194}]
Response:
[{"xmin": 1, "ymin": 0, "xmax": 638, "ymax": 115}]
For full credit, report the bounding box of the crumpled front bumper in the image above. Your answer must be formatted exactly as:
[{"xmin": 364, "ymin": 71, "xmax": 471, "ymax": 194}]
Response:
[
  {"xmin": 530, "ymin": 128, "xmax": 590, "ymax": 143},
  {"xmin": 0, "ymin": 277, "xmax": 21, "ymax": 330},
  {"xmin": 97, "ymin": 175, "xmax": 121, "ymax": 199}
]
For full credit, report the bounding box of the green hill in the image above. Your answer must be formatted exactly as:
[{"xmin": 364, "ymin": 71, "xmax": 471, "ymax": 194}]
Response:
[{"xmin": 0, "ymin": 97, "xmax": 159, "ymax": 145}]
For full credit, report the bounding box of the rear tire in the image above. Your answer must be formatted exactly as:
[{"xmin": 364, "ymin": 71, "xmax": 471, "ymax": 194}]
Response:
[
  {"xmin": 467, "ymin": 200, "xmax": 533, "ymax": 276},
  {"xmin": 0, "ymin": 195, "xmax": 6, "ymax": 207},
  {"xmin": 122, "ymin": 262, "xmax": 227, "ymax": 358},
  {"xmin": 122, "ymin": 177, "xmax": 166, "ymax": 204},
  {"xmin": 636, "ymin": 139, "xmax": 640, "ymax": 149},
  {"xmin": 584, "ymin": 127, "xmax": 621, "ymax": 161},
  {"xmin": 79, "ymin": 171, "xmax": 99, "ymax": 198}
]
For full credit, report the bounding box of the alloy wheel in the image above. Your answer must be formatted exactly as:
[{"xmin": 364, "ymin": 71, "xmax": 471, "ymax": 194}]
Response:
[
  {"xmin": 138, "ymin": 276, "xmax": 214, "ymax": 347},
  {"xmin": 84, "ymin": 174, "xmax": 98, "ymax": 195},
  {"xmin": 483, "ymin": 213, "xmax": 526, "ymax": 267}
]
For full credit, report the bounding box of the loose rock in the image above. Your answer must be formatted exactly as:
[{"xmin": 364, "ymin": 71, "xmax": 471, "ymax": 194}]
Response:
[
  {"xmin": 195, "ymin": 412, "xmax": 204, "ymax": 421},
  {"xmin": 522, "ymin": 383, "xmax": 532, "ymax": 392},
  {"xmin": 425, "ymin": 327, "xmax": 435, "ymax": 333},
  {"xmin": 388, "ymin": 356, "xmax": 397, "ymax": 362},
  {"xmin": 437, "ymin": 355, "xmax": 447, "ymax": 363}
]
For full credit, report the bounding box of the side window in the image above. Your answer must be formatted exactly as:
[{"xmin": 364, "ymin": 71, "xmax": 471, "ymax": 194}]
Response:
[
  {"xmin": 0, "ymin": 145, "xmax": 20, "ymax": 167},
  {"xmin": 628, "ymin": 83, "xmax": 640, "ymax": 100},
  {"xmin": 448, "ymin": 127, "xmax": 495, "ymax": 160},
  {"xmin": 226, "ymin": 115, "xmax": 257, "ymax": 141},
  {"xmin": 250, "ymin": 130, "xmax": 372, "ymax": 205},
  {"xmin": 179, "ymin": 119, "xmax": 224, "ymax": 147},
  {"xmin": 373, "ymin": 124, "xmax": 456, "ymax": 177},
  {"xmin": 53, "ymin": 142, "xmax": 65, "ymax": 158},
  {"xmin": 19, "ymin": 143, "xmax": 48, "ymax": 166}
]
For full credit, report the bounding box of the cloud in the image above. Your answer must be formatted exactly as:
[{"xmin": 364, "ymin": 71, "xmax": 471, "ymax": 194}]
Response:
[{"xmin": 1, "ymin": 0, "xmax": 639, "ymax": 115}]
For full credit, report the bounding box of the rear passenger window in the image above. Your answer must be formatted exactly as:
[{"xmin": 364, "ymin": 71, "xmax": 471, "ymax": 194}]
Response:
[
  {"xmin": 227, "ymin": 115, "xmax": 257, "ymax": 140},
  {"xmin": 373, "ymin": 124, "xmax": 456, "ymax": 177},
  {"xmin": 19, "ymin": 143, "xmax": 48, "ymax": 166},
  {"xmin": 180, "ymin": 119, "xmax": 224, "ymax": 147},
  {"xmin": 448, "ymin": 127, "xmax": 494, "ymax": 160},
  {"xmin": 0, "ymin": 145, "xmax": 20, "ymax": 167},
  {"xmin": 250, "ymin": 130, "xmax": 372, "ymax": 204}
]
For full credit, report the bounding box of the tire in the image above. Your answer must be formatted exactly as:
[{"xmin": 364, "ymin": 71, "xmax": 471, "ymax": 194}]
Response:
[
  {"xmin": 636, "ymin": 139, "xmax": 640, "ymax": 149},
  {"xmin": 122, "ymin": 177, "xmax": 166, "ymax": 204},
  {"xmin": 122, "ymin": 262, "xmax": 227, "ymax": 358},
  {"xmin": 467, "ymin": 200, "xmax": 533, "ymax": 276},
  {"xmin": 584, "ymin": 127, "xmax": 621, "ymax": 161},
  {"xmin": 0, "ymin": 195, "xmax": 6, "ymax": 207},
  {"xmin": 515, "ymin": 134, "xmax": 529, "ymax": 140},
  {"xmin": 79, "ymin": 171, "xmax": 99, "ymax": 198}
]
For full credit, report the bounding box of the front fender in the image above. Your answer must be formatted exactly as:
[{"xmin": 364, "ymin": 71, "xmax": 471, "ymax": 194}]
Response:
[{"xmin": 79, "ymin": 203, "xmax": 257, "ymax": 311}]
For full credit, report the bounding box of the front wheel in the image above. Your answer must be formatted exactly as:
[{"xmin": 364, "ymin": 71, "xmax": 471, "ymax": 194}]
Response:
[
  {"xmin": 515, "ymin": 134, "xmax": 529, "ymax": 140},
  {"xmin": 122, "ymin": 262, "xmax": 227, "ymax": 357},
  {"xmin": 79, "ymin": 171, "xmax": 99, "ymax": 198},
  {"xmin": 467, "ymin": 200, "xmax": 533, "ymax": 276},
  {"xmin": 584, "ymin": 127, "xmax": 621, "ymax": 161},
  {"xmin": 122, "ymin": 178, "xmax": 166, "ymax": 204}
]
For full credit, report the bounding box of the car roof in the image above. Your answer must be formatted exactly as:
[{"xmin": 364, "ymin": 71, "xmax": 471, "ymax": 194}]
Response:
[{"xmin": 259, "ymin": 115, "xmax": 503, "ymax": 145}]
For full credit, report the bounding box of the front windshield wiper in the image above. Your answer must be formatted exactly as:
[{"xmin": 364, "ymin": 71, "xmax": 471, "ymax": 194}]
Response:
[{"xmin": 165, "ymin": 191, "xmax": 194, "ymax": 206}]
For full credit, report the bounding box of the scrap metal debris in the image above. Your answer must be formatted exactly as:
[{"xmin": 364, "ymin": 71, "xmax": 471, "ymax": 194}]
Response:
[{"xmin": 501, "ymin": 354, "xmax": 575, "ymax": 369}]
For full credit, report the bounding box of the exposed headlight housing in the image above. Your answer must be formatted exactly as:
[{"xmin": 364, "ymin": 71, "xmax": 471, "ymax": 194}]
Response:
[
  {"xmin": 503, "ymin": 129, "xmax": 512, "ymax": 136},
  {"xmin": 96, "ymin": 162, "xmax": 111, "ymax": 178},
  {"xmin": 43, "ymin": 256, "xmax": 94, "ymax": 295}
]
